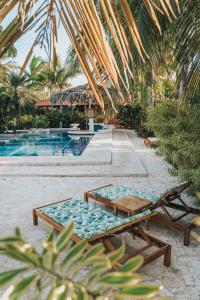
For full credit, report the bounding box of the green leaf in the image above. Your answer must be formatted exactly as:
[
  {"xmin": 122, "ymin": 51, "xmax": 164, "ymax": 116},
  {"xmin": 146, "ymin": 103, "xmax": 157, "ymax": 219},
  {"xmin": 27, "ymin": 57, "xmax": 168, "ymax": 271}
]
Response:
[
  {"xmin": 42, "ymin": 230, "xmax": 54, "ymax": 255},
  {"xmin": 56, "ymin": 221, "xmax": 74, "ymax": 251},
  {"xmin": 77, "ymin": 287, "xmax": 89, "ymax": 300},
  {"xmin": 86, "ymin": 265, "xmax": 109, "ymax": 285},
  {"xmin": 9, "ymin": 274, "xmax": 37, "ymax": 299},
  {"xmin": 14, "ymin": 228, "xmax": 21, "ymax": 238},
  {"xmin": 120, "ymin": 256, "xmax": 144, "ymax": 272},
  {"xmin": 0, "ymin": 268, "xmax": 28, "ymax": 287},
  {"xmin": 99, "ymin": 272, "xmax": 141, "ymax": 288},
  {"xmin": 119, "ymin": 285, "xmax": 161, "ymax": 298},
  {"xmin": 0, "ymin": 237, "xmax": 22, "ymax": 243},
  {"xmin": 84, "ymin": 256, "xmax": 110, "ymax": 267},
  {"xmin": 2, "ymin": 245, "xmax": 38, "ymax": 266},
  {"xmin": 82, "ymin": 243, "xmax": 105, "ymax": 261},
  {"xmin": 107, "ymin": 243, "xmax": 125, "ymax": 265},
  {"xmin": 47, "ymin": 285, "xmax": 68, "ymax": 300},
  {"xmin": 62, "ymin": 240, "xmax": 87, "ymax": 267}
]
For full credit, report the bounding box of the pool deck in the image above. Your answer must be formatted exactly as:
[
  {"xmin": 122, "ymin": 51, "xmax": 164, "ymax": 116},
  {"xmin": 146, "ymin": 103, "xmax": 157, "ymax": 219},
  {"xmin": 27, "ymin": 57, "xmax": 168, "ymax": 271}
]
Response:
[
  {"xmin": 0, "ymin": 129, "xmax": 147, "ymax": 177},
  {"xmin": 0, "ymin": 130, "xmax": 200, "ymax": 299}
]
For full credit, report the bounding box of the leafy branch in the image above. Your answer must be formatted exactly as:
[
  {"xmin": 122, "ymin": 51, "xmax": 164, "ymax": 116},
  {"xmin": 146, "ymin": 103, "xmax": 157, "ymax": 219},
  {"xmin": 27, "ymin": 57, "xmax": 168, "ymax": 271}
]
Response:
[{"xmin": 0, "ymin": 222, "xmax": 164, "ymax": 299}]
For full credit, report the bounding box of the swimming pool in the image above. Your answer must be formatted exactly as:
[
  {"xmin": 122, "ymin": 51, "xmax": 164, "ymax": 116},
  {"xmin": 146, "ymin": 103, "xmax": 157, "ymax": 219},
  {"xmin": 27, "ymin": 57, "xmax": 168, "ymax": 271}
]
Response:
[{"xmin": 0, "ymin": 132, "xmax": 92, "ymax": 156}]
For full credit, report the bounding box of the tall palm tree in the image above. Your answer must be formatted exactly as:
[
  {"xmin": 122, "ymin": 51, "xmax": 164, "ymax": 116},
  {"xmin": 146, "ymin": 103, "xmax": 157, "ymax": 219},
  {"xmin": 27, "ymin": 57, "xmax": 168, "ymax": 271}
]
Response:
[
  {"xmin": 3, "ymin": 72, "xmax": 36, "ymax": 133},
  {"xmin": 37, "ymin": 60, "xmax": 79, "ymax": 111},
  {"xmin": 26, "ymin": 56, "xmax": 46, "ymax": 87},
  {"xmin": 0, "ymin": 0, "xmax": 179, "ymax": 110}
]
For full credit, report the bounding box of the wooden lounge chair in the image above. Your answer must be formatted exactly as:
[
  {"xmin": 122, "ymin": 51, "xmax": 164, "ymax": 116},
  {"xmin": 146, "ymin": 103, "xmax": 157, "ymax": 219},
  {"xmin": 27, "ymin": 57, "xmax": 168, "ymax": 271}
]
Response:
[
  {"xmin": 84, "ymin": 182, "xmax": 200, "ymax": 246},
  {"xmin": 33, "ymin": 198, "xmax": 171, "ymax": 267}
]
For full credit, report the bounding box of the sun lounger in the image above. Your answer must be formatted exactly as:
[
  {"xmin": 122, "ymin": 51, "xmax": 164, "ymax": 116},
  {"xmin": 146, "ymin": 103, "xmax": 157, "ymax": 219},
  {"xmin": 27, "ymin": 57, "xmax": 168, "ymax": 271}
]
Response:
[
  {"xmin": 84, "ymin": 182, "xmax": 200, "ymax": 246},
  {"xmin": 33, "ymin": 198, "xmax": 171, "ymax": 267}
]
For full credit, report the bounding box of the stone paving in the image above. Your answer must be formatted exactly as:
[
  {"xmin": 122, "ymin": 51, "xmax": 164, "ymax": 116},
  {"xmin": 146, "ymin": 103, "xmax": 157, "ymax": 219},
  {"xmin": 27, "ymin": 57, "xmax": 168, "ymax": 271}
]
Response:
[{"xmin": 0, "ymin": 130, "xmax": 200, "ymax": 299}]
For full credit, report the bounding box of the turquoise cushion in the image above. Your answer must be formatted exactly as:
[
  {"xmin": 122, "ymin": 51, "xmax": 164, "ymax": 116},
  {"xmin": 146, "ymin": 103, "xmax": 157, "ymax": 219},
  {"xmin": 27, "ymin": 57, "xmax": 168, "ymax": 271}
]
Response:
[
  {"xmin": 42, "ymin": 199, "xmax": 151, "ymax": 239},
  {"xmin": 95, "ymin": 185, "xmax": 159, "ymax": 203}
]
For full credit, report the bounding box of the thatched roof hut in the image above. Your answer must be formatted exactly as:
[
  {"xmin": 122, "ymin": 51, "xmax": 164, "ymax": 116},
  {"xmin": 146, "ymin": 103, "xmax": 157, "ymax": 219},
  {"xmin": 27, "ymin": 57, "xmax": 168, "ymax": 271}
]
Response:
[{"xmin": 50, "ymin": 84, "xmax": 105, "ymax": 106}]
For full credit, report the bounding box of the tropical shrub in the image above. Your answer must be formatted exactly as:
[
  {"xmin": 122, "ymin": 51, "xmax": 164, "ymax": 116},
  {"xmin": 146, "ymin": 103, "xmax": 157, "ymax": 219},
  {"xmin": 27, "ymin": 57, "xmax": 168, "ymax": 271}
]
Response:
[
  {"xmin": 117, "ymin": 102, "xmax": 144, "ymax": 133},
  {"xmin": 0, "ymin": 223, "xmax": 162, "ymax": 299},
  {"xmin": 46, "ymin": 110, "xmax": 87, "ymax": 130},
  {"xmin": 16, "ymin": 115, "xmax": 33, "ymax": 129},
  {"xmin": 0, "ymin": 124, "xmax": 7, "ymax": 133},
  {"xmin": 33, "ymin": 115, "xmax": 49, "ymax": 128},
  {"xmin": 147, "ymin": 99, "xmax": 200, "ymax": 201}
]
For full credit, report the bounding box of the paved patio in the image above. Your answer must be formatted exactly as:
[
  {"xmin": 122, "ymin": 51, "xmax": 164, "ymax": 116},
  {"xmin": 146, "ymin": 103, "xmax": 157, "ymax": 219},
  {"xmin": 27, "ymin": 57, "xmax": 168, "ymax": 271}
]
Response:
[{"xmin": 0, "ymin": 130, "xmax": 199, "ymax": 299}]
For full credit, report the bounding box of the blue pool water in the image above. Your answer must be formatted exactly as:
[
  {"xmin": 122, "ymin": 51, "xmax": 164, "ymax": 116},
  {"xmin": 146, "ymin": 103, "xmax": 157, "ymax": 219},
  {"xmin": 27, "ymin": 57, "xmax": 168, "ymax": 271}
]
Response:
[{"xmin": 0, "ymin": 132, "xmax": 92, "ymax": 156}]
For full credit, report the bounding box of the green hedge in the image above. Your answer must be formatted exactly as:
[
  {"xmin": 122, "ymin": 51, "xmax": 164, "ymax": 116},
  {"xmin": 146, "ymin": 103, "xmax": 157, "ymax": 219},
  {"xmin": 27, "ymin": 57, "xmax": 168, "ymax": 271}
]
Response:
[
  {"xmin": 44, "ymin": 110, "xmax": 87, "ymax": 129},
  {"xmin": 3, "ymin": 109, "xmax": 88, "ymax": 131},
  {"xmin": 147, "ymin": 99, "xmax": 200, "ymax": 202}
]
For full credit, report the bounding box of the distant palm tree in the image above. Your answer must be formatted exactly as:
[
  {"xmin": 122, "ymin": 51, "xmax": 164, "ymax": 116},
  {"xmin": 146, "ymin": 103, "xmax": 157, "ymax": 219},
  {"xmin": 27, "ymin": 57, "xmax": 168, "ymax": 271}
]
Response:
[
  {"xmin": 3, "ymin": 72, "xmax": 35, "ymax": 133},
  {"xmin": 26, "ymin": 56, "xmax": 46, "ymax": 88}
]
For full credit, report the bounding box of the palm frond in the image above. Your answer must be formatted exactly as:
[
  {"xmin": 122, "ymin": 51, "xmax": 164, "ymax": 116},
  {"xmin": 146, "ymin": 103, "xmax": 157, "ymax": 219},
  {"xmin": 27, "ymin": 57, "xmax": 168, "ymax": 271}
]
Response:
[
  {"xmin": 175, "ymin": 0, "xmax": 200, "ymax": 106},
  {"xmin": 0, "ymin": 0, "xmax": 180, "ymax": 109}
]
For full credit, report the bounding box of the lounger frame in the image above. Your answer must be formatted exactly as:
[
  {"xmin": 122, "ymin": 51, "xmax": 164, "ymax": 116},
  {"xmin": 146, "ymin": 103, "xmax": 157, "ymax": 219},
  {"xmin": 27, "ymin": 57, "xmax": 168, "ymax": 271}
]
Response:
[
  {"xmin": 33, "ymin": 198, "xmax": 171, "ymax": 267},
  {"xmin": 84, "ymin": 182, "xmax": 200, "ymax": 246}
]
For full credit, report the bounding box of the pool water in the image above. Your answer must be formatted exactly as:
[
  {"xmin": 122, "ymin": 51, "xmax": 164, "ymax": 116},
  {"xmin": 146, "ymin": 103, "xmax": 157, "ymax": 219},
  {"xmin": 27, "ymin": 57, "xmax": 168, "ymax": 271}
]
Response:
[{"xmin": 0, "ymin": 132, "xmax": 92, "ymax": 156}]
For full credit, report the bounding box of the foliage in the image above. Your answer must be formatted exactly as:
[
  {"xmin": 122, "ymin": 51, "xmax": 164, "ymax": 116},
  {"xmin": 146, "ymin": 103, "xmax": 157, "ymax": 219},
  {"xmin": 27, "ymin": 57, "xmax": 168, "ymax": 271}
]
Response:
[
  {"xmin": 32, "ymin": 115, "xmax": 49, "ymax": 129},
  {"xmin": 0, "ymin": 72, "xmax": 37, "ymax": 132},
  {"xmin": 16, "ymin": 115, "xmax": 33, "ymax": 130},
  {"xmin": 117, "ymin": 102, "xmax": 145, "ymax": 133},
  {"xmin": 45, "ymin": 110, "xmax": 87, "ymax": 130},
  {"xmin": 147, "ymin": 99, "xmax": 200, "ymax": 200},
  {"xmin": 174, "ymin": 0, "xmax": 200, "ymax": 105},
  {"xmin": 0, "ymin": 223, "xmax": 163, "ymax": 300},
  {"xmin": 0, "ymin": 124, "xmax": 7, "ymax": 134}
]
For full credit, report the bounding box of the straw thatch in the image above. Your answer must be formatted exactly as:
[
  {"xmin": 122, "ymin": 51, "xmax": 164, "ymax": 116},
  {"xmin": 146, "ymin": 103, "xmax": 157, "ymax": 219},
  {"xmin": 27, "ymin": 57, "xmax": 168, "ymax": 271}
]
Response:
[{"xmin": 51, "ymin": 84, "xmax": 105, "ymax": 105}]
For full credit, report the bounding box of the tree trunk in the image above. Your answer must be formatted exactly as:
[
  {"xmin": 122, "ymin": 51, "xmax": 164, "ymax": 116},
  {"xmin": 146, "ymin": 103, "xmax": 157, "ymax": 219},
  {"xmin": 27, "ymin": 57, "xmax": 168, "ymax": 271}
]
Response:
[
  {"xmin": 13, "ymin": 91, "xmax": 20, "ymax": 134},
  {"xmin": 49, "ymin": 88, "xmax": 54, "ymax": 111},
  {"xmin": 59, "ymin": 87, "xmax": 63, "ymax": 128}
]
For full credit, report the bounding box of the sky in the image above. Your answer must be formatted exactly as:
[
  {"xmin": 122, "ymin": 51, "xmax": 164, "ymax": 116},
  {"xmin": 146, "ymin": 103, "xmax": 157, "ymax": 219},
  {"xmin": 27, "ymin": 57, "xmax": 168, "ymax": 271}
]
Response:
[{"xmin": 3, "ymin": 7, "xmax": 87, "ymax": 87}]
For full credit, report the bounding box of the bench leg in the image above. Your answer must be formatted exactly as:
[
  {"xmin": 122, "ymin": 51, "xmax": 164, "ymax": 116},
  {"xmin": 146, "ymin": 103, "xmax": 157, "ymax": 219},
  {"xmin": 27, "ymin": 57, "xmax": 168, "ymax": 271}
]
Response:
[
  {"xmin": 184, "ymin": 227, "xmax": 191, "ymax": 246},
  {"xmin": 84, "ymin": 192, "xmax": 88, "ymax": 202},
  {"xmin": 145, "ymin": 219, "xmax": 150, "ymax": 231},
  {"xmin": 32, "ymin": 209, "xmax": 38, "ymax": 225},
  {"xmin": 164, "ymin": 245, "xmax": 171, "ymax": 267}
]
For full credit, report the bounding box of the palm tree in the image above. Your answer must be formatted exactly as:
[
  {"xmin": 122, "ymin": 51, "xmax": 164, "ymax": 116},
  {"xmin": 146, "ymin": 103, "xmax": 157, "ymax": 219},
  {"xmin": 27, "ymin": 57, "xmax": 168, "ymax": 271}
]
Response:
[
  {"xmin": 174, "ymin": 0, "xmax": 200, "ymax": 104},
  {"xmin": 37, "ymin": 61, "xmax": 79, "ymax": 111},
  {"xmin": 26, "ymin": 56, "xmax": 46, "ymax": 87},
  {"xmin": 0, "ymin": 87, "xmax": 13, "ymax": 131},
  {"xmin": 0, "ymin": 1, "xmax": 179, "ymax": 110},
  {"xmin": 3, "ymin": 72, "xmax": 36, "ymax": 133}
]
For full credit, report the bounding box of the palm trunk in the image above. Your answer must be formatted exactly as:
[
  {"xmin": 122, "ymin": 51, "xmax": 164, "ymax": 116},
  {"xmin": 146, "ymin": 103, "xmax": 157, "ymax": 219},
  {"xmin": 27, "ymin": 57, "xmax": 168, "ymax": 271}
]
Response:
[
  {"xmin": 59, "ymin": 99, "xmax": 63, "ymax": 128},
  {"xmin": 49, "ymin": 88, "xmax": 54, "ymax": 111},
  {"xmin": 59, "ymin": 87, "xmax": 63, "ymax": 128},
  {"xmin": 13, "ymin": 91, "xmax": 20, "ymax": 134}
]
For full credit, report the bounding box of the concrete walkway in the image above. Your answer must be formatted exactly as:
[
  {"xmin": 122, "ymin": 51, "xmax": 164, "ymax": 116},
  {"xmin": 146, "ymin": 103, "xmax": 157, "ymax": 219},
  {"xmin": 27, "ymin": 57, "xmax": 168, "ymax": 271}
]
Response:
[{"xmin": 0, "ymin": 131, "xmax": 199, "ymax": 299}]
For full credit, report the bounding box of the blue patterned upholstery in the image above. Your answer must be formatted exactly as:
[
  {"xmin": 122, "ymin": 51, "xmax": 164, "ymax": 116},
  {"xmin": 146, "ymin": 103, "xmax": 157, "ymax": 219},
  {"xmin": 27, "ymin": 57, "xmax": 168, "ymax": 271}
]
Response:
[
  {"xmin": 42, "ymin": 199, "xmax": 151, "ymax": 239},
  {"xmin": 95, "ymin": 185, "xmax": 159, "ymax": 203}
]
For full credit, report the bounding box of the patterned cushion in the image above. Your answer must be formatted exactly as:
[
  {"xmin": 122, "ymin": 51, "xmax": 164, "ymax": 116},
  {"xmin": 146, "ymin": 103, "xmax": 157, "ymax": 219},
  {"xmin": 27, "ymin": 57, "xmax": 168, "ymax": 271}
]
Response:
[
  {"xmin": 95, "ymin": 185, "xmax": 159, "ymax": 203},
  {"xmin": 42, "ymin": 199, "xmax": 151, "ymax": 239}
]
